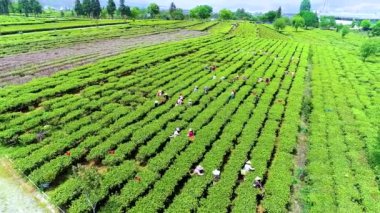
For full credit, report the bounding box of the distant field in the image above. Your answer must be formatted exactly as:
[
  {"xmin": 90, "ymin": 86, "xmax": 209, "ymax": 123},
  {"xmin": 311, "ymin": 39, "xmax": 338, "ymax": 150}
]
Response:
[{"xmin": 0, "ymin": 19, "xmax": 378, "ymax": 212}]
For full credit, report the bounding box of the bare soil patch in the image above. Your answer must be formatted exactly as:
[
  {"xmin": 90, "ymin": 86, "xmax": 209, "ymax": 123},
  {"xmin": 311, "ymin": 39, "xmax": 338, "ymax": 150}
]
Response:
[{"xmin": 0, "ymin": 30, "xmax": 206, "ymax": 86}]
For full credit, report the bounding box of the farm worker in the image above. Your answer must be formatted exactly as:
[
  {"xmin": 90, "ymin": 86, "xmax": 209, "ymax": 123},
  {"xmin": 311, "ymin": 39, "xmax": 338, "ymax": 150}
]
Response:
[
  {"xmin": 212, "ymin": 169, "xmax": 221, "ymax": 182},
  {"xmin": 243, "ymin": 161, "xmax": 255, "ymax": 172},
  {"xmin": 240, "ymin": 161, "xmax": 255, "ymax": 180},
  {"xmin": 253, "ymin": 176, "xmax": 263, "ymax": 190},
  {"xmin": 170, "ymin": 128, "xmax": 181, "ymax": 138},
  {"xmin": 212, "ymin": 75, "xmax": 217, "ymax": 80},
  {"xmin": 154, "ymin": 100, "xmax": 160, "ymax": 107},
  {"xmin": 163, "ymin": 93, "xmax": 169, "ymax": 100},
  {"xmin": 134, "ymin": 176, "xmax": 142, "ymax": 182},
  {"xmin": 192, "ymin": 165, "xmax": 205, "ymax": 176},
  {"xmin": 188, "ymin": 99, "xmax": 193, "ymax": 106},
  {"xmin": 285, "ymin": 71, "xmax": 289, "ymax": 75},
  {"xmin": 157, "ymin": 90, "xmax": 163, "ymax": 97},
  {"xmin": 291, "ymin": 72, "xmax": 295, "ymax": 77},
  {"xmin": 204, "ymin": 86, "xmax": 209, "ymax": 94},
  {"xmin": 234, "ymin": 74, "xmax": 240, "ymax": 81},
  {"xmin": 210, "ymin": 65, "xmax": 216, "ymax": 72},
  {"xmin": 255, "ymin": 95, "xmax": 260, "ymax": 103},
  {"xmin": 188, "ymin": 129, "xmax": 195, "ymax": 141},
  {"xmin": 194, "ymin": 86, "xmax": 199, "ymax": 92},
  {"xmin": 252, "ymin": 91, "xmax": 259, "ymax": 102},
  {"xmin": 257, "ymin": 77, "xmax": 263, "ymax": 83},
  {"xmin": 36, "ymin": 131, "xmax": 46, "ymax": 142},
  {"xmin": 265, "ymin": 78, "xmax": 271, "ymax": 85},
  {"xmin": 220, "ymin": 76, "xmax": 226, "ymax": 81},
  {"xmin": 230, "ymin": 90, "xmax": 236, "ymax": 99},
  {"xmin": 179, "ymin": 94, "xmax": 184, "ymax": 100},
  {"xmin": 65, "ymin": 151, "xmax": 71, "ymax": 156},
  {"xmin": 176, "ymin": 98, "xmax": 183, "ymax": 106}
]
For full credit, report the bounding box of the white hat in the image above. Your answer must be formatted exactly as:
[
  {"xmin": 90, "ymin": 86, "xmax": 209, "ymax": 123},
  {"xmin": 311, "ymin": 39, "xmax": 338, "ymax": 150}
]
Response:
[
  {"xmin": 246, "ymin": 161, "xmax": 252, "ymax": 165},
  {"xmin": 255, "ymin": 176, "xmax": 261, "ymax": 181},
  {"xmin": 176, "ymin": 128, "xmax": 180, "ymax": 131},
  {"xmin": 189, "ymin": 129, "xmax": 193, "ymax": 131}
]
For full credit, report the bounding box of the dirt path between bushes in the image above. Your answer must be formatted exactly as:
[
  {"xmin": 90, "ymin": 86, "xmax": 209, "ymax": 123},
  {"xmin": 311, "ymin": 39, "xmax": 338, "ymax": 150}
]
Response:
[
  {"xmin": 290, "ymin": 57, "xmax": 312, "ymax": 213},
  {"xmin": 0, "ymin": 30, "xmax": 206, "ymax": 86}
]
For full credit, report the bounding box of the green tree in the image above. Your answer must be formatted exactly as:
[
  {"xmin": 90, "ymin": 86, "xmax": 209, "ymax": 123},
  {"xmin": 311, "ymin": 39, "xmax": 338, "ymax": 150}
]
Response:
[
  {"xmin": 219, "ymin": 8, "xmax": 233, "ymax": 20},
  {"xmin": 74, "ymin": 0, "xmax": 82, "ymax": 16},
  {"xmin": 147, "ymin": 3, "xmax": 159, "ymax": 18},
  {"xmin": 320, "ymin": 16, "xmax": 336, "ymax": 29},
  {"xmin": 300, "ymin": 0, "xmax": 311, "ymax": 12},
  {"xmin": 29, "ymin": 0, "xmax": 42, "ymax": 16},
  {"xmin": 82, "ymin": 0, "xmax": 92, "ymax": 17},
  {"xmin": 300, "ymin": 11, "xmax": 318, "ymax": 29},
  {"xmin": 234, "ymin": 8, "xmax": 251, "ymax": 20},
  {"xmin": 171, "ymin": 8, "xmax": 184, "ymax": 20},
  {"xmin": 19, "ymin": 0, "xmax": 31, "ymax": 16},
  {"xmin": 124, "ymin": 5, "xmax": 131, "ymax": 18},
  {"xmin": 131, "ymin": 7, "xmax": 141, "ymax": 19},
  {"xmin": 341, "ymin": 26, "xmax": 350, "ymax": 38},
  {"xmin": 119, "ymin": 0, "xmax": 127, "ymax": 18},
  {"xmin": 273, "ymin": 17, "xmax": 286, "ymax": 31},
  {"xmin": 9, "ymin": 1, "xmax": 20, "ymax": 13},
  {"xmin": 360, "ymin": 39, "xmax": 379, "ymax": 62},
  {"xmin": 0, "ymin": 0, "xmax": 10, "ymax": 14},
  {"xmin": 292, "ymin": 15, "xmax": 305, "ymax": 31},
  {"xmin": 190, "ymin": 5, "xmax": 213, "ymax": 19},
  {"xmin": 101, "ymin": 7, "xmax": 107, "ymax": 18},
  {"xmin": 276, "ymin": 6, "xmax": 282, "ymax": 19},
  {"xmin": 336, "ymin": 23, "xmax": 343, "ymax": 32},
  {"xmin": 284, "ymin": 17, "xmax": 291, "ymax": 25},
  {"xmin": 106, "ymin": 0, "xmax": 116, "ymax": 18},
  {"xmin": 169, "ymin": 2, "xmax": 176, "ymax": 16},
  {"xmin": 73, "ymin": 165, "xmax": 101, "ymax": 213},
  {"xmin": 261, "ymin": 10, "xmax": 277, "ymax": 23},
  {"xmin": 360, "ymin": 20, "xmax": 371, "ymax": 31},
  {"xmin": 92, "ymin": 0, "xmax": 101, "ymax": 18},
  {"xmin": 371, "ymin": 21, "xmax": 380, "ymax": 37}
]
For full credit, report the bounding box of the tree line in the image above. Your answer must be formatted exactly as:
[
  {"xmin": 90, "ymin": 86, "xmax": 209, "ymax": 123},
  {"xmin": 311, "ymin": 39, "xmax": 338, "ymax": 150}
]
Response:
[
  {"xmin": 74, "ymin": 0, "xmax": 101, "ymax": 18},
  {"xmin": 0, "ymin": 0, "xmax": 42, "ymax": 16},
  {"xmin": 271, "ymin": 0, "xmax": 379, "ymax": 38}
]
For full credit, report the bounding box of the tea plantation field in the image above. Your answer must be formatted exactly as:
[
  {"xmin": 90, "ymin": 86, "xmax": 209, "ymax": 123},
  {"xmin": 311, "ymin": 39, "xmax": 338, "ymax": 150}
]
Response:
[{"xmin": 0, "ymin": 20, "xmax": 379, "ymax": 212}]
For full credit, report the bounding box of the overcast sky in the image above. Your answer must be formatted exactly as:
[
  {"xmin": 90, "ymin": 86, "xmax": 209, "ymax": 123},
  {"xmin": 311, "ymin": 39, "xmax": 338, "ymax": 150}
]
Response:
[
  {"xmin": 42, "ymin": 0, "xmax": 380, "ymax": 17},
  {"xmin": 133, "ymin": 0, "xmax": 380, "ymax": 13}
]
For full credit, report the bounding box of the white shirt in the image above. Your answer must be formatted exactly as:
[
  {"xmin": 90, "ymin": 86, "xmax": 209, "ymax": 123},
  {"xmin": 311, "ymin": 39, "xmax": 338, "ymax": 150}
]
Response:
[
  {"xmin": 212, "ymin": 169, "xmax": 220, "ymax": 176},
  {"xmin": 195, "ymin": 165, "xmax": 204, "ymax": 171},
  {"xmin": 243, "ymin": 164, "xmax": 254, "ymax": 171},
  {"xmin": 194, "ymin": 166, "xmax": 204, "ymax": 175}
]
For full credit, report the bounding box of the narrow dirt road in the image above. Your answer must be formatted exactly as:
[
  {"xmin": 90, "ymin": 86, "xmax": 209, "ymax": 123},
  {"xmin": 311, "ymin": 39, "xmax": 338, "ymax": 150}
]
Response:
[
  {"xmin": 0, "ymin": 30, "xmax": 206, "ymax": 86},
  {"xmin": 0, "ymin": 159, "xmax": 56, "ymax": 213}
]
